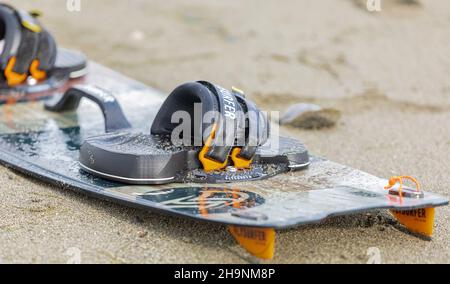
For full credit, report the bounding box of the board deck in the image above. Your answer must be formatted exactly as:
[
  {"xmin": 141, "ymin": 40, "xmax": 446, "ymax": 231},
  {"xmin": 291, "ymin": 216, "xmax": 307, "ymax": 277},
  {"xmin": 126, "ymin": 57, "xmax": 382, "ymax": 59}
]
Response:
[{"xmin": 0, "ymin": 63, "xmax": 448, "ymax": 230}]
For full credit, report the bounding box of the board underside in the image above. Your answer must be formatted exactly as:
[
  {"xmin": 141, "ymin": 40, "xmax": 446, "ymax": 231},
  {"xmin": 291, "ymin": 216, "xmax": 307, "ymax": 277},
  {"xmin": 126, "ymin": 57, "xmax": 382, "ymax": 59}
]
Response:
[{"xmin": 0, "ymin": 63, "xmax": 447, "ymax": 229}]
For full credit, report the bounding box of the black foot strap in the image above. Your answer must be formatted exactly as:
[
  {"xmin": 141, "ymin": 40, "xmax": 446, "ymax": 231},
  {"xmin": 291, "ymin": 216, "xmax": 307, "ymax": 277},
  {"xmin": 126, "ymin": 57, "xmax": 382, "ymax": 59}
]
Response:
[
  {"xmin": 150, "ymin": 81, "xmax": 270, "ymax": 171},
  {"xmin": 0, "ymin": 4, "xmax": 59, "ymax": 86}
]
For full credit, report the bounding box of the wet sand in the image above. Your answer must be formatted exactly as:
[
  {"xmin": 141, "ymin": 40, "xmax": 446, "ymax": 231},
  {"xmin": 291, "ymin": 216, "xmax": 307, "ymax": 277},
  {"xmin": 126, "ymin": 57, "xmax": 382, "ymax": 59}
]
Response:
[{"xmin": 1, "ymin": 0, "xmax": 449, "ymax": 263}]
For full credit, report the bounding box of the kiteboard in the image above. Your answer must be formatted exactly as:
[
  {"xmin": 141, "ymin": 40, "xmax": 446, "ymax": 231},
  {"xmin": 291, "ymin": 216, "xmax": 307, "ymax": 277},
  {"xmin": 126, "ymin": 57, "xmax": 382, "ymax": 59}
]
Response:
[{"xmin": 0, "ymin": 63, "xmax": 447, "ymax": 260}]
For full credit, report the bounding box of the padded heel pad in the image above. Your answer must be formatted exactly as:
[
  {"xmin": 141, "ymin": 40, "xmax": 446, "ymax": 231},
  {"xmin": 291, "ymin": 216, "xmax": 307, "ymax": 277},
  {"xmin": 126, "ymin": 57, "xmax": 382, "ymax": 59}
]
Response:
[
  {"xmin": 256, "ymin": 136, "xmax": 310, "ymax": 169},
  {"xmin": 79, "ymin": 132, "xmax": 187, "ymax": 184},
  {"xmin": 79, "ymin": 132, "xmax": 309, "ymax": 185}
]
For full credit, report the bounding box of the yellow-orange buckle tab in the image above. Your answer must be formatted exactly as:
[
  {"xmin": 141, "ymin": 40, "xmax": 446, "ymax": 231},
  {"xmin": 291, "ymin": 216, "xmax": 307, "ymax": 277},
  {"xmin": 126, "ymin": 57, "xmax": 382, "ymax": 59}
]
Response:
[
  {"xmin": 198, "ymin": 124, "xmax": 228, "ymax": 172},
  {"xmin": 231, "ymin": 147, "xmax": 252, "ymax": 169},
  {"xmin": 4, "ymin": 57, "xmax": 27, "ymax": 86},
  {"xmin": 29, "ymin": 59, "xmax": 47, "ymax": 81}
]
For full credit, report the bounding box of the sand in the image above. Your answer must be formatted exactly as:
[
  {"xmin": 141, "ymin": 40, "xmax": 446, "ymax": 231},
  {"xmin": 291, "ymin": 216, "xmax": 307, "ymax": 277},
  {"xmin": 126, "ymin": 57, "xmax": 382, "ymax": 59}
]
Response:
[{"xmin": 1, "ymin": 0, "xmax": 449, "ymax": 263}]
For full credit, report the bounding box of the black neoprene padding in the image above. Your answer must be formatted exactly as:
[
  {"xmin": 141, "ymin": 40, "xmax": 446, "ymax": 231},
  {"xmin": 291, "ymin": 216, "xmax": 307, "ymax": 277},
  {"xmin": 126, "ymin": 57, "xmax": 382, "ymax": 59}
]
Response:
[
  {"xmin": 151, "ymin": 82, "xmax": 219, "ymax": 144},
  {"xmin": 234, "ymin": 92, "xmax": 270, "ymax": 160},
  {"xmin": 13, "ymin": 27, "xmax": 39, "ymax": 73},
  {"xmin": 35, "ymin": 30, "xmax": 57, "ymax": 71},
  {"xmin": 0, "ymin": 17, "xmax": 5, "ymax": 39},
  {"xmin": 197, "ymin": 81, "xmax": 243, "ymax": 162}
]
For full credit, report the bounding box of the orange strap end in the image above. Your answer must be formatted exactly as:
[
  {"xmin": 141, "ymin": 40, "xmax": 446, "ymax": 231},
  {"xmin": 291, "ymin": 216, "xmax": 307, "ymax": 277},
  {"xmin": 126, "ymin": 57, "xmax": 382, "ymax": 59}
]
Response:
[
  {"xmin": 29, "ymin": 59, "xmax": 47, "ymax": 80},
  {"xmin": 198, "ymin": 124, "xmax": 228, "ymax": 172},
  {"xmin": 230, "ymin": 147, "xmax": 252, "ymax": 169},
  {"xmin": 4, "ymin": 57, "xmax": 27, "ymax": 86}
]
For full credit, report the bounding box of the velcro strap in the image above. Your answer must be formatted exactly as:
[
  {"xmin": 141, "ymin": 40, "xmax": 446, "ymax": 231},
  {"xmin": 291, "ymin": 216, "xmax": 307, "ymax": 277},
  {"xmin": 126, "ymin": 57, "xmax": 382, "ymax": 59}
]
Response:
[
  {"xmin": 197, "ymin": 81, "xmax": 245, "ymax": 163},
  {"xmin": 11, "ymin": 9, "xmax": 42, "ymax": 74},
  {"xmin": 233, "ymin": 90, "xmax": 270, "ymax": 160},
  {"xmin": 12, "ymin": 27, "xmax": 39, "ymax": 74},
  {"xmin": 34, "ymin": 30, "xmax": 57, "ymax": 71}
]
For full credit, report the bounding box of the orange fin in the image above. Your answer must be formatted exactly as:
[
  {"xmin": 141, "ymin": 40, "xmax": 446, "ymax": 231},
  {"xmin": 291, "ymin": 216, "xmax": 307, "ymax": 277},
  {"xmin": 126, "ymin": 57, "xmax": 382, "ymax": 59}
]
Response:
[
  {"xmin": 391, "ymin": 207, "xmax": 435, "ymax": 237},
  {"xmin": 229, "ymin": 226, "xmax": 275, "ymax": 259}
]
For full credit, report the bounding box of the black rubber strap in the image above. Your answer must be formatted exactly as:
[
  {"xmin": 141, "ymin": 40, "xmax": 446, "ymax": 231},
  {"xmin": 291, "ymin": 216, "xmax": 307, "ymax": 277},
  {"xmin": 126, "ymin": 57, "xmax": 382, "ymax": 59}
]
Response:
[
  {"xmin": 34, "ymin": 30, "xmax": 57, "ymax": 71},
  {"xmin": 151, "ymin": 81, "xmax": 220, "ymax": 143},
  {"xmin": 45, "ymin": 85, "xmax": 132, "ymax": 133},
  {"xmin": 151, "ymin": 81, "xmax": 246, "ymax": 163},
  {"xmin": 201, "ymin": 83, "xmax": 270, "ymax": 161},
  {"xmin": 233, "ymin": 91, "xmax": 270, "ymax": 160},
  {"xmin": 12, "ymin": 28, "xmax": 39, "ymax": 74},
  {"xmin": 197, "ymin": 81, "xmax": 245, "ymax": 163}
]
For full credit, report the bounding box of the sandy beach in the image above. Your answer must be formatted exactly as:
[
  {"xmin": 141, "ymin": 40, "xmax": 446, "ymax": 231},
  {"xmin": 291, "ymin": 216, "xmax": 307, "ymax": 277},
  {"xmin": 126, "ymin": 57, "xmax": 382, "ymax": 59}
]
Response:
[{"xmin": 1, "ymin": 0, "xmax": 449, "ymax": 263}]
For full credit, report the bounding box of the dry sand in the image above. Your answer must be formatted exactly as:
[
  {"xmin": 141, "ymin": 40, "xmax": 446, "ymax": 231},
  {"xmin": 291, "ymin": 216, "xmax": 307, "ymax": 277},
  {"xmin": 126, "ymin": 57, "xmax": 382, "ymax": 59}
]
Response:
[{"xmin": 0, "ymin": 0, "xmax": 449, "ymax": 263}]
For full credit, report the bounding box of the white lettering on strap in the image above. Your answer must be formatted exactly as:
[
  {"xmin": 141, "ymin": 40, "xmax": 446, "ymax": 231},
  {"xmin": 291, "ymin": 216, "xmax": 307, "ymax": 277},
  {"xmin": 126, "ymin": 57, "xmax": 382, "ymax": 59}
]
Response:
[{"xmin": 219, "ymin": 88, "xmax": 237, "ymax": 120}]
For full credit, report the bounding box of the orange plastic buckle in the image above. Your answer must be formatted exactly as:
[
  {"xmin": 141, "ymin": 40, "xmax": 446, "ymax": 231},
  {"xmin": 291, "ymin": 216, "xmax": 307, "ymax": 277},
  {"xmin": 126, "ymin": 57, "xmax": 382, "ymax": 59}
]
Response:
[
  {"xmin": 4, "ymin": 57, "xmax": 27, "ymax": 86},
  {"xmin": 29, "ymin": 59, "xmax": 47, "ymax": 81},
  {"xmin": 384, "ymin": 175, "xmax": 421, "ymax": 197},
  {"xmin": 198, "ymin": 124, "xmax": 229, "ymax": 172},
  {"xmin": 231, "ymin": 147, "xmax": 252, "ymax": 169}
]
